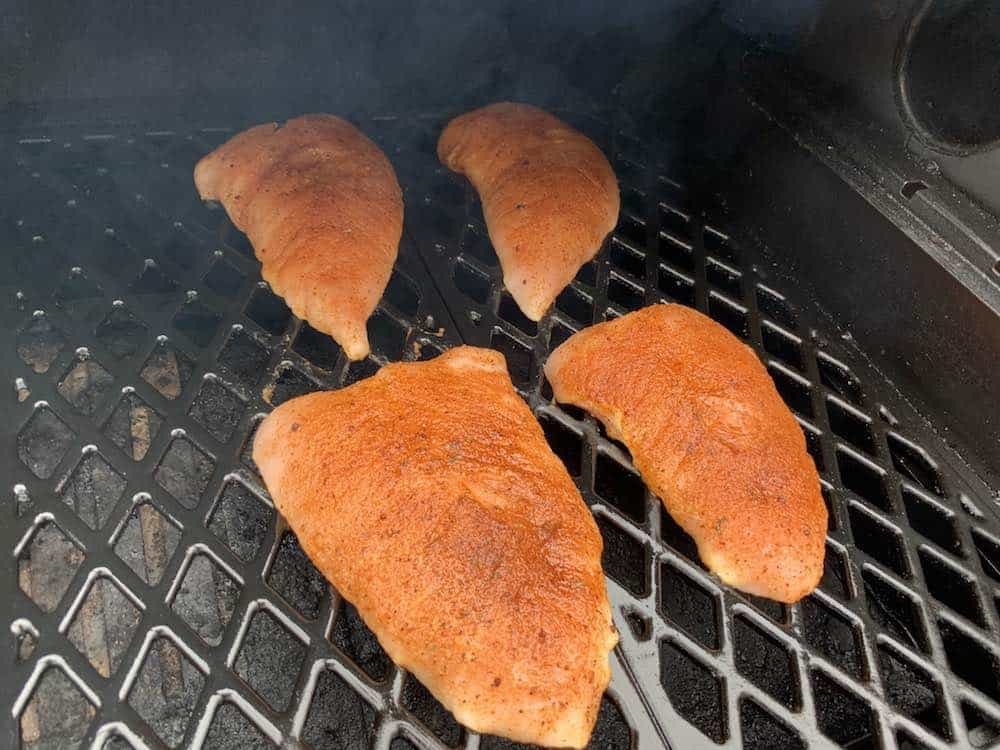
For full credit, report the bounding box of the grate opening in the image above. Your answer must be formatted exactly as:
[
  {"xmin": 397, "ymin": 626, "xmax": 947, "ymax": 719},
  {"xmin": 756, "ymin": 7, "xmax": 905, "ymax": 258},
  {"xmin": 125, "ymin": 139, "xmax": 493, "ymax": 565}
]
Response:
[
  {"xmin": 617, "ymin": 216, "xmax": 646, "ymax": 250},
  {"xmin": 555, "ymin": 285, "xmax": 593, "ymax": 325},
  {"xmin": 704, "ymin": 226, "xmax": 738, "ymax": 265},
  {"xmin": 708, "ymin": 292, "xmax": 750, "ymax": 339},
  {"xmin": 895, "ymin": 726, "xmax": 933, "ymax": 750},
  {"xmin": 625, "ymin": 609, "xmax": 653, "ymax": 642},
  {"xmin": 768, "ymin": 364, "xmax": 813, "ymax": 417},
  {"xmin": 801, "ymin": 595, "xmax": 865, "ymax": 679},
  {"xmin": 92, "ymin": 233, "xmax": 143, "ymax": 282},
  {"xmin": 245, "ymin": 284, "xmax": 292, "ymax": 336},
  {"xmin": 172, "ymin": 295, "xmax": 222, "ymax": 348},
  {"xmin": 877, "ymin": 641, "xmax": 951, "ymax": 739},
  {"xmin": 130, "ymin": 259, "xmax": 181, "ymax": 302},
  {"xmin": 368, "ymin": 309, "xmax": 408, "ymax": 360},
  {"xmin": 972, "ymin": 528, "xmax": 1000, "ymax": 582},
  {"xmin": 574, "ymin": 259, "xmax": 599, "ymax": 288},
  {"xmin": 804, "ymin": 425, "xmax": 826, "ymax": 474},
  {"xmin": 498, "ymin": 292, "xmax": 538, "ymax": 336},
  {"xmin": 402, "ymin": 673, "xmax": 464, "ymax": 747},
  {"xmin": 113, "ymin": 499, "xmax": 182, "ymax": 587},
  {"xmin": 59, "ymin": 449, "xmax": 128, "ymax": 530},
  {"xmin": 234, "ymin": 607, "xmax": 307, "ymax": 712},
  {"xmin": 658, "ymin": 232, "xmax": 696, "ymax": 273},
  {"xmin": 154, "ymin": 433, "xmax": 215, "ymax": 510},
  {"xmin": 239, "ymin": 414, "xmax": 265, "ymax": 476},
  {"xmin": 761, "ymin": 322, "xmax": 803, "ymax": 371},
  {"xmin": 820, "ymin": 486, "xmax": 840, "ymax": 533},
  {"xmin": 902, "ymin": 486, "xmax": 961, "ymax": 555},
  {"xmin": 453, "ymin": 258, "xmax": 492, "ymax": 305},
  {"xmin": 596, "ymin": 515, "xmax": 649, "ymax": 596},
  {"xmin": 810, "ymin": 669, "xmax": 878, "ymax": 749},
  {"xmin": 938, "ymin": 619, "xmax": 1000, "ymax": 702},
  {"xmin": 266, "ymin": 531, "xmax": 328, "ymax": 620},
  {"xmin": 17, "ymin": 311, "xmax": 67, "ymax": 374},
  {"xmin": 594, "ymin": 451, "xmax": 646, "ymax": 525},
  {"xmin": 621, "ymin": 186, "xmax": 646, "ymax": 219},
  {"xmin": 491, "ymin": 328, "xmax": 533, "ymax": 391},
  {"xmin": 344, "ymin": 356, "xmax": 380, "ymax": 386},
  {"xmin": 292, "ymin": 323, "xmax": 341, "ymax": 372},
  {"xmin": 538, "ymin": 411, "xmax": 583, "ymax": 477},
  {"xmin": 819, "ymin": 542, "xmax": 852, "ymax": 600},
  {"xmin": 659, "ymin": 203, "xmax": 691, "ymax": 239},
  {"xmin": 658, "ymin": 560, "xmax": 720, "ymax": 651},
  {"xmin": 849, "ymin": 503, "xmax": 910, "ymax": 578},
  {"xmin": 330, "ymin": 599, "xmax": 392, "ymax": 683},
  {"xmin": 755, "ymin": 286, "xmax": 797, "ymax": 331},
  {"xmin": 826, "ymin": 397, "xmax": 876, "ymax": 456},
  {"xmin": 660, "ymin": 639, "xmax": 727, "ymax": 743},
  {"xmin": 816, "ymin": 352, "xmax": 863, "ymax": 405},
  {"xmin": 170, "ymin": 551, "xmax": 241, "ymax": 646},
  {"xmin": 918, "ymin": 547, "xmax": 986, "ymax": 626},
  {"xmin": 609, "ymin": 238, "xmax": 646, "ymax": 280},
  {"xmin": 203, "ymin": 255, "xmax": 246, "ymax": 299},
  {"xmin": 104, "ymin": 390, "xmax": 164, "ymax": 461},
  {"xmin": 861, "ymin": 568, "xmax": 930, "ymax": 654},
  {"xmin": 157, "ymin": 228, "xmax": 201, "ymax": 272},
  {"xmin": 58, "ymin": 354, "xmax": 114, "ymax": 416},
  {"xmin": 207, "ymin": 478, "xmax": 274, "ymax": 563},
  {"xmin": 66, "ymin": 574, "xmax": 143, "ymax": 678},
  {"xmin": 18, "ymin": 518, "xmax": 85, "ymax": 614},
  {"xmin": 189, "ymin": 376, "xmax": 246, "ymax": 444},
  {"xmin": 607, "ymin": 274, "xmax": 644, "ymax": 312},
  {"xmin": 54, "ymin": 267, "xmax": 106, "ymax": 323},
  {"xmin": 216, "ymin": 327, "xmax": 269, "ymax": 398},
  {"xmin": 659, "ymin": 507, "xmax": 702, "ymax": 568},
  {"xmin": 20, "ymin": 665, "xmax": 96, "ymax": 750},
  {"xmin": 732, "ymin": 613, "xmax": 799, "ymax": 709},
  {"xmin": 128, "ymin": 634, "xmax": 206, "ymax": 747},
  {"xmin": 141, "ymin": 337, "xmax": 194, "ymax": 400},
  {"xmin": 302, "ymin": 667, "xmax": 377, "ymax": 750},
  {"xmin": 706, "ymin": 258, "xmax": 743, "ymax": 299},
  {"xmin": 887, "ymin": 433, "xmax": 944, "ymax": 497},
  {"xmin": 204, "ymin": 701, "xmax": 276, "ymax": 750},
  {"xmin": 963, "ymin": 700, "xmax": 1000, "ymax": 749},
  {"xmin": 460, "ymin": 224, "xmax": 498, "ymax": 268},
  {"xmin": 385, "ymin": 269, "xmax": 421, "ymax": 318},
  {"xmin": 264, "ymin": 364, "xmax": 320, "ymax": 407},
  {"xmin": 838, "ymin": 448, "xmax": 892, "ymax": 512},
  {"xmin": 658, "ymin": 263, "xmax": 696, "ymax": 306},
  {"xmin": 738, "ymin": 698, "xmax": 804, "ymax": 750},
  {"xmin": 96, "ymin": 304, "xmax": 148, "ymax": 360}
]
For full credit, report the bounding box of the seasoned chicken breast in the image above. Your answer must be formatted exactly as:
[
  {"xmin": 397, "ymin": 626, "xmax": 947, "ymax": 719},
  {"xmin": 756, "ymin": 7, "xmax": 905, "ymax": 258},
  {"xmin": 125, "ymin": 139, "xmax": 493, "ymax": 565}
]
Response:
[
  {"xmin": 438, "ymin": 103, "xmax": 619, "ymax": 320},
  {"xmin": 253, "ymin": 347, "xmax": 617, "ymax": 748},
  {"xmin": 194, "ymin": 114, "xmax": 403, "ymax": 360},
  {"xmin": 545, "ymin": 304, "xmax": 826, "ymax": 603}
]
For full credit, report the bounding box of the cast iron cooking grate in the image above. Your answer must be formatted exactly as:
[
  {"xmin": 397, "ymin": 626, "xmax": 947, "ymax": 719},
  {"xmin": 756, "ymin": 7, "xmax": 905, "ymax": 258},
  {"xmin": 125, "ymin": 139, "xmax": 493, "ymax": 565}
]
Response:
[{"xmin": 2, "ymin": 114, "xmax": 999, "ymax": 750}]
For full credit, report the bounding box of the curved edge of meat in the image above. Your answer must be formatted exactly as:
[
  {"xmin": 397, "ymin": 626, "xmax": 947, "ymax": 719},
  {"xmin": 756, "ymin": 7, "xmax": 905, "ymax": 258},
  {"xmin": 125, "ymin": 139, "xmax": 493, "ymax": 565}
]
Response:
[
  {"xmin": 194, "ymin": 114, "xmax": 403, "ymax": 360},
  {"xmin": 438, "ymin": 102, "xmax": 619, "ymax": 321},
  {"xmin": 253, "ymin": 347, "xmax": 617, "ymax": 748},
  {"xmin": 544, "ymin": 304, "xmax": 826, "ymax": 603}
]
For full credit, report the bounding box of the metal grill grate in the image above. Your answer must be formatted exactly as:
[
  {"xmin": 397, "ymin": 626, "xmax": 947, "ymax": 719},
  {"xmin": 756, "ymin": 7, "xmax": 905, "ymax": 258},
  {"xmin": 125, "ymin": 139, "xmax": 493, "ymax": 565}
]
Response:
[{"xmin": 3, "ymin": 114, "xmax": 1000, "ymax": 750}]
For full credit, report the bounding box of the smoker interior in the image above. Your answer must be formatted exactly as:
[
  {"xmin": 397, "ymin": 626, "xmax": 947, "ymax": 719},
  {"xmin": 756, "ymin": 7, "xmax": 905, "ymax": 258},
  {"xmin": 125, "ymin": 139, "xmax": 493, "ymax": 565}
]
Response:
[{"xmin": 4, "ymin": 3, "xmax": 1000, "ymax": 750}]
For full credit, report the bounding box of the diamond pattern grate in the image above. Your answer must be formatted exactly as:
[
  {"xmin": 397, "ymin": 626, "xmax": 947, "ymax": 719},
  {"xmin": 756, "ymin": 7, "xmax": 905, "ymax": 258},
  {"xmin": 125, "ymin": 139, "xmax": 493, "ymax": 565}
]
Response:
[{"xmin": 1, "ymin": 114, "xmax": 999, "ymax": 750}]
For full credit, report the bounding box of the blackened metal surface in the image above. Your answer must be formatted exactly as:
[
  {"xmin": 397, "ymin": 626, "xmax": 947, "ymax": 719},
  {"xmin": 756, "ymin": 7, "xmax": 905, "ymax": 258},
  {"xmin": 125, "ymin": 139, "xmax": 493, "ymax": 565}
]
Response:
[
  {"xmin": 2, "ymin": 115, "xmax": 999, "ymax": 750},
  {"xmin": 716, "ymin": 53, "xmax": 1000, "ymax": 491}
]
